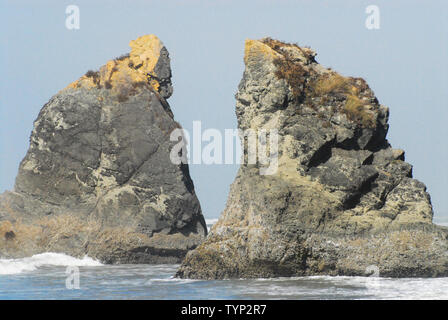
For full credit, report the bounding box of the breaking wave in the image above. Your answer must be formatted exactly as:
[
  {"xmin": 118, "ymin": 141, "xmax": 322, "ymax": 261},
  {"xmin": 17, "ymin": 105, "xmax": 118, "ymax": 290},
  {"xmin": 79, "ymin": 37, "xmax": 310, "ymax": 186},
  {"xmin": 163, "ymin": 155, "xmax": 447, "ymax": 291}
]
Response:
[{"xmin": 0, "ymin": 252, "xmax": 102, "ymax": 275}]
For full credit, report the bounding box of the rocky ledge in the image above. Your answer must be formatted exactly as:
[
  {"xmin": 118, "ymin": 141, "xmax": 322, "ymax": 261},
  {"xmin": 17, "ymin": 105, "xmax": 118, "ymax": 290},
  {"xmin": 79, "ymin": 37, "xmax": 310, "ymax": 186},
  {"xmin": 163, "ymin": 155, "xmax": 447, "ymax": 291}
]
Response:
[
  {"xmin": 0, "ymin": 35, "xmax": 207, "ymax": 263},
  {"xmin": 177, "ymin": 38, "xmax": 448, "ymax": 279}
]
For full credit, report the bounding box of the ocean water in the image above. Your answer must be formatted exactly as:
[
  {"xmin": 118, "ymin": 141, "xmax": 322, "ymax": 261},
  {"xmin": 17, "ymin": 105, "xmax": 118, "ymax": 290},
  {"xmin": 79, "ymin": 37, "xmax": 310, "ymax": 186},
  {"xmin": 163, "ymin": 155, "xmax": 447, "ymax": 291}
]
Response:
[{"xmin": 1, "ymin": 221, "xmax": 448, "ymax": 300}]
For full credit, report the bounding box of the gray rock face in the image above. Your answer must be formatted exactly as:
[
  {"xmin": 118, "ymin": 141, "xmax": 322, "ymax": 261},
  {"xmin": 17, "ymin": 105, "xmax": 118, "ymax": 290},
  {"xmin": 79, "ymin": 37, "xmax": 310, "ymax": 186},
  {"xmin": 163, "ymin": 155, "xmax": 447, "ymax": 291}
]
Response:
[
  {"xmin": 177, "ymin": 38, "xmax": 448, "ymax": 279},
  {"xmin": 0, "ymin": 35, "xmax": 207, "ymax": 263}
]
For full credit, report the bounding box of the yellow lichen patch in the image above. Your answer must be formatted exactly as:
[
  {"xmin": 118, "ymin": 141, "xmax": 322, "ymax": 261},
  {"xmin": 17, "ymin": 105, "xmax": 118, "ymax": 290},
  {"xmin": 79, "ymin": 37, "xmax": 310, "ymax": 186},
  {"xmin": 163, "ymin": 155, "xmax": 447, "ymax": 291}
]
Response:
[
  {"xmin": 66, "ymin": 75, "xmax": 98, "ymax": 90},
  {"xmin": 64, "ymin": 34, "xmax": 165, "ymax": 95},
  {"xmin": 129, "ymin": 34, "xmax": 163, "ymax": 76},
  {"xmin": 244, "ymin": 39, "xmax": 280, "ymax": 66},
  {"xmin": 103, "ymin": 58, "xmax": 147, "ymax": 98},
  {"xmin": 148, "ymin": 192, "xmax": 170, "ymax": 216},
  {"xmin": 66, "ymin": 81, "xmax": 79, "ymax": 89}
]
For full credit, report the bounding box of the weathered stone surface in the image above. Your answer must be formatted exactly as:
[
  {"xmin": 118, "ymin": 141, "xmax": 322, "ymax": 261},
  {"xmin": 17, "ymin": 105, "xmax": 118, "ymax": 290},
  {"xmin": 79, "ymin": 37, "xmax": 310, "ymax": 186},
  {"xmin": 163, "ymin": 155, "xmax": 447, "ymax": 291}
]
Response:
[
  {"xmin": 0, "ymin": 35, "xmax": 207, "ymax": 263},
  {"xmin": 177, "ymin": 38, "xmax": 448, "ymax": 279}
]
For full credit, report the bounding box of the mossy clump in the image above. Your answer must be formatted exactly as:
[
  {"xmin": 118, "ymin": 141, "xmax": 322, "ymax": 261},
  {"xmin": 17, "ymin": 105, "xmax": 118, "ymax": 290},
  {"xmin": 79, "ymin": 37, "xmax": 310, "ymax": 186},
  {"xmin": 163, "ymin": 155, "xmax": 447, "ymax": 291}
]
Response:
[
  {"xmin": 85, "ymin": 70, "xmax": 99, "ymax": 78},
  {"xmin": 263, "ymin": 38, "xmax": 377, "ymax": 129},
  {"xmin": 261, "ymin": 38, "xmax": 314, "ymax": 102},
  {"xmin": 117, "ymin": 93, "xmax": 129, "ymax": 102},
  {"xmin": 262, "ymin": 37, "xmax": 314, "ymax": 61},
  {"xmin": 115, "ymin": 53, "xmax": 130, "ymax": 61},
  {"xmin": 273, "ymin": 51, "xmax": 308, "ymax": 102},
  {"xmin": 313, "ymin": 73, "xmax": 352, "ymax": 96},
  {"xmin": 343, "ymin": 95, "xmax": 375, "ymax": 128},
  {"xmin": 311, "ymin": 73, "xmax": 377, "ymax": 128},
  {"xmin": 132, "ymin": 81, "xmax": 147, "ymax": 89},
  {"xmin": 85, "ymin": 70, "xmax": 101, "ymax": 88},
  {"xmin": 115, "ymin": 81, "xmax": 149, "ymax": 103},
  {"xmin": 261, "ymin": 37, "xmax": 300, "ymax": 51},
  {"xmin": 4, "ymin": 231, "xmax": 15, "ymax": 240}
]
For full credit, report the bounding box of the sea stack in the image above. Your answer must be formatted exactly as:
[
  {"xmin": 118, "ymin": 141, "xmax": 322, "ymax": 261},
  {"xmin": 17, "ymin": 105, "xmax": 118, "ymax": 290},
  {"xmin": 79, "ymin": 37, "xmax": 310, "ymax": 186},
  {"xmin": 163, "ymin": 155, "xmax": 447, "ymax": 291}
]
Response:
[
  {"xmin": 0, "ymin": 35, "xmax": 207, "ymax": 263},
  {"xmin": 177, "ymin": 38, "xmax": 448, "ymax": 278}
]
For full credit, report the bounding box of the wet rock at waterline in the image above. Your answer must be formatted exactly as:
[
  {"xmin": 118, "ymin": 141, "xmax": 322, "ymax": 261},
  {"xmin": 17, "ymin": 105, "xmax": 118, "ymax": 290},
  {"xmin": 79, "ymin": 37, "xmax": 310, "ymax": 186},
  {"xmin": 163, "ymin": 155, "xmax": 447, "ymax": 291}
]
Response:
[
  {"xmin": 177, "ymin": 38, "xmax": 448, "ymax": 279},
  {"xmin": 0, "ymin": 35, "xmax": 207, "ymax": 263}
]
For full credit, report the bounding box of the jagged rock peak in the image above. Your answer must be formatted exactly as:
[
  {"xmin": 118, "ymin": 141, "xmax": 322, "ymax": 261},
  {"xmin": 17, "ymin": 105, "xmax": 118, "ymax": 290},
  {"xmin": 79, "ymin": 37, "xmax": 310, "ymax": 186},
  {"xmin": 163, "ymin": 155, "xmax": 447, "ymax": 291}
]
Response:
[
  {"xmin": 0, "ymin": 34, "xmax": 206, "ymax": 263},
  {"xmin": 176, "ymin": 38, "xmax": 447, "ymax": 279},
  {"xmin": 67, "ymin": 34, "xmax": 173, "ymax": 100}
]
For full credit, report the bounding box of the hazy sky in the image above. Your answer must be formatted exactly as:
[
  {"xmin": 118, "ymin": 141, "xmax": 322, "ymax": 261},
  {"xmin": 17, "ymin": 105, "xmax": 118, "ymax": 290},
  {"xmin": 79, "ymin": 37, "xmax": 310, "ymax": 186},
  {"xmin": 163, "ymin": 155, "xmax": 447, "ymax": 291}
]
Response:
[{"xmin": 1, "ymin": 0, "xmax": 447, "ymax": 221}]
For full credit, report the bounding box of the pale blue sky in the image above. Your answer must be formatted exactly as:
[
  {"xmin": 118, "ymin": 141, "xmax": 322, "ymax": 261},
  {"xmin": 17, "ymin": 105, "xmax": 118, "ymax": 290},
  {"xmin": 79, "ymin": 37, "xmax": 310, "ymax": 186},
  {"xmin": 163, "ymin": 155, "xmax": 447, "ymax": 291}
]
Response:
[{"xmin": 1, "ymin": 0, "xmax": 447, "ymax": 221}]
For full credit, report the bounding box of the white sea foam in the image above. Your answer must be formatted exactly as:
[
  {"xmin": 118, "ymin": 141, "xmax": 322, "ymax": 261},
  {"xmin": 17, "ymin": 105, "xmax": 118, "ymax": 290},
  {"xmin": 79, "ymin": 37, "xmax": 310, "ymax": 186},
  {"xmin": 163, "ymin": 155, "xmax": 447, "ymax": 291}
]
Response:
[
  {"xmin": 246, "ymin": 275, "xmax": 448, "ymax": 299},
  {"xmin": 145, "ymin": 277, "xmax": 200, "ymax": 285},
  {"xmin": 436, "ymin": 222, "xmax": 448, "ymax": 227},
  {"xmin": 0, "ymin": 252, "xmax": 102, "ymax": 275},
  {"xmin": 205, "ymin": 218, "xmax": 219, "ymax": 232}
]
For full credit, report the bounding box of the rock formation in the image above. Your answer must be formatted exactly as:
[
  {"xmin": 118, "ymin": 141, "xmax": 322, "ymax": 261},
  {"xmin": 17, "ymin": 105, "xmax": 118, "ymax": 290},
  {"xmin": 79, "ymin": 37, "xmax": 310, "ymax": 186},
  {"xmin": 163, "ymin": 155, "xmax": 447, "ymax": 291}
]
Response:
[
  {"xmin": 0, "ymin": 35, "xmax": 207, "ymax": 263},
  {"xmin": 177, "ymin": 38, "xmax": 448, "ymax": 278}
]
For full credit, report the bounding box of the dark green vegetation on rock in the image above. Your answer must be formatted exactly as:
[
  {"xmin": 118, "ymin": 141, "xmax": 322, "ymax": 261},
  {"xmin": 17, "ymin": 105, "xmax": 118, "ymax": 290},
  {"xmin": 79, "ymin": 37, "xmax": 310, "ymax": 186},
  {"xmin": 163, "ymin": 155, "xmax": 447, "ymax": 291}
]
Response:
[
  {"xmin": 176, "ymin": 38, "xmax": 448, "ymax": 279},
  {"xmin": 0, "ymin": 35, "xmax": 207, "ymax": 263}
]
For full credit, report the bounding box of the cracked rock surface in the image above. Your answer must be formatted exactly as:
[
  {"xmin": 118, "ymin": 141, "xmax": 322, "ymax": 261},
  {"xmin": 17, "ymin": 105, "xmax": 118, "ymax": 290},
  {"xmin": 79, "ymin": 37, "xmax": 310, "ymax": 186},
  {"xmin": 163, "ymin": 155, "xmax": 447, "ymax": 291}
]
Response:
[
  {"xmin": 177, "ymin": 38, "xmax": 448, "ymax": 279},
  {"xmin": 0, "ymin": 35, "xmax": 207, "ymax": 263}
]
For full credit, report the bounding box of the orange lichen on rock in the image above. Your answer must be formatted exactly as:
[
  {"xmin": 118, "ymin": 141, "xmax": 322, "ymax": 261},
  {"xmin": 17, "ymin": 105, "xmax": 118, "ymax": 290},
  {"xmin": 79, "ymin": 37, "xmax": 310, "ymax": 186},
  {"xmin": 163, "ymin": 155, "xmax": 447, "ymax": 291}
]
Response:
[
  {"xmin": 129, "ymin": 34, "xmax": 163, "ymax": 77},
  {"xmin": 65, "ymin": 34, "xmax": 165, "ymax": 94},
  {"xmin": 244, "ymin": 39, "xmax": 280, "ymax": 66}
]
